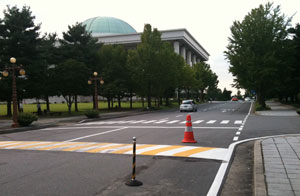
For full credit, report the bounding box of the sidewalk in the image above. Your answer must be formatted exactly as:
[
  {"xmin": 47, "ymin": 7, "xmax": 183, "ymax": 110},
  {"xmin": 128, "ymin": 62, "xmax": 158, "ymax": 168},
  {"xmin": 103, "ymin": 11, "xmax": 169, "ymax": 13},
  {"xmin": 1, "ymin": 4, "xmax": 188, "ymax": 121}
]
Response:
[
  {"xmin": 254, "ymin": 101, "xmax": 300, "ymax": 196},
  {"xmin": 0, "ymin": 109, "xmax": 148, "ymax": 134}
]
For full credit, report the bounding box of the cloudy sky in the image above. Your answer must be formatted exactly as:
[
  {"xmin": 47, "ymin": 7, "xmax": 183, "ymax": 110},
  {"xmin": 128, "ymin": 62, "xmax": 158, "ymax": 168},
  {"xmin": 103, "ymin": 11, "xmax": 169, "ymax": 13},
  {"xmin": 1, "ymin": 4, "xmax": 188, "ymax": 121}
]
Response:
[{"xmin": 1, "ymin": 0, "xmax": 300, "ymax": 94}]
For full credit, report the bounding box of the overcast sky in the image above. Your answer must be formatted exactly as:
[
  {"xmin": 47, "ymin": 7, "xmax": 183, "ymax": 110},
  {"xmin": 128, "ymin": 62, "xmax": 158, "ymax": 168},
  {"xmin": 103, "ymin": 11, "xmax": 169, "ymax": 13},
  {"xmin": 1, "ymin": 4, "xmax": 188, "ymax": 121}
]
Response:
[{"xmin": 1, "ymin": 0, "xmax": 300, "ymax": 94}]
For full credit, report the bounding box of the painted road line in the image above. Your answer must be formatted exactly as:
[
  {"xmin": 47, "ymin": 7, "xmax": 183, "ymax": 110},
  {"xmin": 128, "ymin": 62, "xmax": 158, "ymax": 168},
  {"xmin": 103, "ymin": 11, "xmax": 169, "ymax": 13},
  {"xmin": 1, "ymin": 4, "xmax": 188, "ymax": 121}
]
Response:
[
  {"xmin": 42, "ymin": 126, "xmax": 240, "ymax": 130},
  {"xmin": 0, "ymin": 141, "xmax": 25, "ymax": 147},
  {"xmin": 234, "ymin": 120, "xmax": 243, "ymax": 124},
  {"xmin": 129, "ymin": 120, "xmax": 147, "ymax": 124},
  {"xmin": 0, "ymin": 141, "xmax": 228, "ymax": 161},
  {"xmin": 5, "ymin": 141, "xmax": 49, "ymax": 149},
  {"xmin": 176, "ymin": 115, "xmax": 183, "ymax": 117},
  {"xmin": 193, "ymin": 120, "xmax": 204, "ymax": 124},
  {"xmin": 140, "ymin": 145, "xmax": 183, "ymax": 155},
  {"xmin": 65, "ymin": 127, "xmax": 128, "ymax": 142},
  {"xmin": 173, "ymin": 147, "xmax": 214, "ymax": 157},
  {"xmin": 154, "ymin": 120, "xmax": 169, "ymax": 124},
  {"xmin": 180, "ymin": 121, "xmax": 186, "ymax": 124},
  {"xmin": 166, "ymin": 120, "xmax": 180, "ymax": 124},
  {"xmin": 220, "ymin": 120, "xmax": 230, "ymax": 124},
  {"xmin": 37, "ymin": 142, "xmax": 85, "ymax": 150},
  {"xmin": 86, "ymin": 144, "xmax": 127, "ymax": 153},
  {"xmin": 142, "ymin": 120, "xmax": 157, "ymax": 124},
  {"xmin": 233, "ymin": 136, "xmax": 239, "ymax": 141},
  {"xmin": 206, "ymin": 120, "xmax": 216, "ymax": 124},
  {"xmin": 236, "ymin": 132, "xmax": 241, "ymax": 135}
]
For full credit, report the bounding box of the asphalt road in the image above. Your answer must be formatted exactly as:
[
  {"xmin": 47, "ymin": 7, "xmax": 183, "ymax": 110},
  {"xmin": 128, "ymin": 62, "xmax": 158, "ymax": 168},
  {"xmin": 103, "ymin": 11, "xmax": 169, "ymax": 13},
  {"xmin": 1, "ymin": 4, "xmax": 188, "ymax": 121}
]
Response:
[{"xmin": 0, "ymin": 101, "xmax": 267, "ymax": 196}]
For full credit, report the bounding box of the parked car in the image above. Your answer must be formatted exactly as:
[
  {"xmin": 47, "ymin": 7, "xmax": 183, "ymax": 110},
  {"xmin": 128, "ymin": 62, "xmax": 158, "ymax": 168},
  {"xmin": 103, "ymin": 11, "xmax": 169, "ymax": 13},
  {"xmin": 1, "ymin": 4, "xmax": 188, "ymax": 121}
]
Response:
[
  {"xmin": 180, "ymin": 100, "xmax": 197, "ymax": 112},
  {"xmin": 231, "ymin": 97, "xmax": 238, "ymax": 101}
]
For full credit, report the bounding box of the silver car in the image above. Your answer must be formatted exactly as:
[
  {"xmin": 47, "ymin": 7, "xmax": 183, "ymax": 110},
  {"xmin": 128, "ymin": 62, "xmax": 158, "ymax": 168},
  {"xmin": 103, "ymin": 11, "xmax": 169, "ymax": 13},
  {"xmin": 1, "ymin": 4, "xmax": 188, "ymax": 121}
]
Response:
[{"xmin": 180, "ymin": 100, "xmax": 197, "ymax": 112}]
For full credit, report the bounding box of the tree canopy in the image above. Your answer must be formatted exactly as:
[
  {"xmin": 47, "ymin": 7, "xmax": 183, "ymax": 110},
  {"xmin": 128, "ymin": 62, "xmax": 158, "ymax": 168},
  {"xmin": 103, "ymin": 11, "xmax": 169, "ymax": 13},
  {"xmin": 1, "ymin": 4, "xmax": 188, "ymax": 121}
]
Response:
[{"xmin": 225, "ymin": 2, "xmax": 292, "ymax": 106}]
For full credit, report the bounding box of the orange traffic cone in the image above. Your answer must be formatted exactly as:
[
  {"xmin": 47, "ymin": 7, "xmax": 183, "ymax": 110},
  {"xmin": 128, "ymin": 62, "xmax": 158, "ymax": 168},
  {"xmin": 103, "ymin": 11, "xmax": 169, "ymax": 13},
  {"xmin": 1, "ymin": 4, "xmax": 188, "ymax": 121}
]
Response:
[{"xmin": 182, "ymin": 114, "xmax": 197, "ymax": 143}]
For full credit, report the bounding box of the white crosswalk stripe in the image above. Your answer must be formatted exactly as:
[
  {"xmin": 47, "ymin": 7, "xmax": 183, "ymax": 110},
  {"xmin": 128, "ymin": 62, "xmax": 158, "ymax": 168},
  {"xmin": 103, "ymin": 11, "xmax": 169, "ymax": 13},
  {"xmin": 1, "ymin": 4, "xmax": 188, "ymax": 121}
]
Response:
[
  {"xmin": 206, "ymin": 120, "xmax": 216, "ymax": 124},
  {"xmin": 78, "ymin": 119, "xmax": 245, "ymax": 126},
  {"xmin": 193, "ymin": 120, "xmax": 204, "ymax": 124},
  {"xmin": 142, "ymin": 120, "xmax": 157, "ymax": 124},
  {"xmin": 154, "ymin": 120, "xmax": 169, "ymax": 124},
  {"xmin": 166, "ymin": 120, "xmax": 180, "ymax": 124},
  {"xmin": 220, "ymin": 120, "xmax": 230, "ymax": 124},
  {"xmin": 234, "ymin": 120, "xmax": 243, "ymax": 124}
]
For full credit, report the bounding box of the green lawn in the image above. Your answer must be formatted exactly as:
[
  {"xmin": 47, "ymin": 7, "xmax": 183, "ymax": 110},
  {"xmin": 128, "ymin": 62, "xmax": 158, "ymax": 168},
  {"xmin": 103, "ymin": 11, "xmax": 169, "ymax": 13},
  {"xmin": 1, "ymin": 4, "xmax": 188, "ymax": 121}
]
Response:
[{"xmin": 0, "ymin": 101, "xmax": 178, "ymax": 117}]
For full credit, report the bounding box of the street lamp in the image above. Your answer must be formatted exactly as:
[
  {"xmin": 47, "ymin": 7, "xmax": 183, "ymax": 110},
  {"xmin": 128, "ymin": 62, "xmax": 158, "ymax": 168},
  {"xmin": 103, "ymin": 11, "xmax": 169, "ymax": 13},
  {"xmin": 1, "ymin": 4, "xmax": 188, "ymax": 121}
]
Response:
[
  {"xmin": 2, "ymin": 57, "xmax": 26, "ymax": 127},
  {"xmin": 88, "ymin": 72, "xmax": 104, "ymax": 110}
]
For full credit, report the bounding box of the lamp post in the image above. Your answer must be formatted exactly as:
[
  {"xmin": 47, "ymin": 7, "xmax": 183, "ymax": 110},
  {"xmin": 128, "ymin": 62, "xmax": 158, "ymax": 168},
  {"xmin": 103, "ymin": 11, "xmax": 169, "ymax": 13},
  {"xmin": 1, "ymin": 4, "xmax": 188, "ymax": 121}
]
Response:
[
  {"xmin": 2, "ymin": 57, "xmax": 26, "ymax": 127},
  {"xmin": 88, "ymin": 72, "xmax": 104, "ymax": 110}
]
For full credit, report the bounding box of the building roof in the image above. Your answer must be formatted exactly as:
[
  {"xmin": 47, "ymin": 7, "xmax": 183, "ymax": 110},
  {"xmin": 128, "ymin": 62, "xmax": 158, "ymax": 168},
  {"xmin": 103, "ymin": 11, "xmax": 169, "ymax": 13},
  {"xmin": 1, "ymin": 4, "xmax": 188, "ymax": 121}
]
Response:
[{"xmin": 82, "ymin": 17, "xmax": 137, "ymax": 36}]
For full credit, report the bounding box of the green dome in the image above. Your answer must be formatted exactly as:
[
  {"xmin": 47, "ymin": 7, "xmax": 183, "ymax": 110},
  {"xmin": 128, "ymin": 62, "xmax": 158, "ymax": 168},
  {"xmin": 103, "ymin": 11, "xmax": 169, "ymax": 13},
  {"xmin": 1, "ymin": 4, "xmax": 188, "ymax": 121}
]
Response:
[{"xmin": 82, "ymin": 17, "xmax": 137, "ymax": 36}]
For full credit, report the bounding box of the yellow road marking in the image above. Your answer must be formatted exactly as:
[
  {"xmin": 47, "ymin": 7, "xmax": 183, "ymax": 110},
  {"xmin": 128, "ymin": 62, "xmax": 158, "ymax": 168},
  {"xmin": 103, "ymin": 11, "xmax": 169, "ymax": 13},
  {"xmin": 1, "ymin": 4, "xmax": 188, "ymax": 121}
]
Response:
[
  {"xmin": 37, "ymin": 142, "xmax": 84, "ymax": 150},
  {"xmin": 173, "ymin": 147, "xmax": 215, "ymax": 157},
  {"xmin": 111, "ymin": 144, "xmax": 155, "ymax": 154},
  {"xmin": 0, "ymin": 141, "xmax": 21, "ymax": 147},
  {"xmin": 86, "ymin": 144, "xmax": 127, "ymax": 153},
  {"xmin": 140, "ymin": 145, "xmax": 183, "ymax": 155},
  {"xmin": 0, "ymin": 141, "xmax": 40, "ymax": 149},
  {"xmin": 62, "ymin": 143, "xmax": 109, "ymax": 151},
  {"xmin": 18, "ymin": 142, "xmax": 59, "ymax": 149}
]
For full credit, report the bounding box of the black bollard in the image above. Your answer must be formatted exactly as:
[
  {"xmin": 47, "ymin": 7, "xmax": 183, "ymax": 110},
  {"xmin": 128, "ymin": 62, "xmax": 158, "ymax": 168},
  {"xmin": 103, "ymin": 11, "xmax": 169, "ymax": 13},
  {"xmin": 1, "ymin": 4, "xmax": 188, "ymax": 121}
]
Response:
[{"xmin": 125, "ymin": 137, "xmax": 143, "ymax": 186}]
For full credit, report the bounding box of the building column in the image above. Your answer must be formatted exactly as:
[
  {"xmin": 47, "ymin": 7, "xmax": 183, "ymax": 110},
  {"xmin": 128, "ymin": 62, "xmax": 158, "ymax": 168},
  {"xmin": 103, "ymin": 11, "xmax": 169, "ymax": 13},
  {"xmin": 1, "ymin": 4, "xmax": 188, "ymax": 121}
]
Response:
[
  {"xmin": 180, "ymin": 46, "xmax": 186, "ymax": 60},
  {"xmin": 173, "ymin": 41, "xmax": 180, "ymax": 55},
  {"xmin": 196, "ymin": 58, "xmax": 201, "ymax": 63},
  {"xmin": 187, "ymin": 51, "xmax": 192, "ymax": 66},
  {"xmin": 192, "ymin": 55, "xmax": 197, "ymax": 65}
]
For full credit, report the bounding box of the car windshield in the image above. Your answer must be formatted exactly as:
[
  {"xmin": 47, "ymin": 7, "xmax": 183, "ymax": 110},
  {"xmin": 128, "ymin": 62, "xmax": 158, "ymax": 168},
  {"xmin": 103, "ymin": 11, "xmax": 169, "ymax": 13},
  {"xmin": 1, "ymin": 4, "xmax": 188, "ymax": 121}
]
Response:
[{"xmin": 182, "ymin": 100, "xmax": 192, "ymax": 104}]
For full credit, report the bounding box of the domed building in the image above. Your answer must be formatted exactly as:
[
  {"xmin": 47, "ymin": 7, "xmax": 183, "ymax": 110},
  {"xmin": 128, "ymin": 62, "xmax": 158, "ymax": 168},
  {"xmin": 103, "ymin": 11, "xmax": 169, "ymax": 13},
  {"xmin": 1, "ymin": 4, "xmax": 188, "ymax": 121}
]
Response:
[
  {"xmin": 82, "ymin": 17, "xmax": 137, "ymax": 36},
  {"xmin": 82, "ymin": 16, "xmax": 209, "ymax": 64}
]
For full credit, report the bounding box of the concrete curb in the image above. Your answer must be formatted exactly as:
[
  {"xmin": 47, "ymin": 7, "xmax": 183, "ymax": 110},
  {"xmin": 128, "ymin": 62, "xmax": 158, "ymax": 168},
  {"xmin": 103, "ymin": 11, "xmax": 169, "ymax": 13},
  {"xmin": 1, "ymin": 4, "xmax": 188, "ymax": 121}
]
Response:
[{"xmin": 253, "ymin": 140, "xmax": 267, "ymax": 196}]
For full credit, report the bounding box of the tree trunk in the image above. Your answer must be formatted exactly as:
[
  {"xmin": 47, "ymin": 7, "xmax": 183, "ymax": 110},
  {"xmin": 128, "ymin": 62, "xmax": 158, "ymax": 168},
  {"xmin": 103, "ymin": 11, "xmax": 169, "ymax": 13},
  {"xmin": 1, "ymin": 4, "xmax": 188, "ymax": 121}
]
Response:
[
  {"xmin": 142, "ymin": 97, "xmax": 144, "ymax": 107},
  {"xmin": 177, "ymin": 88, "xmax": 181, "ymax": 106},
  {"xmin": 111, "ymin": 98, "xmax": 114, "ymax": 109},
  {"xmin": 68, "ymin": 96, "xmax": 72, "ymax": 114},
  {"xmin": 187, "ymin": 89, "xmax": 190, "ymax": 99},
  {"xmin": 165, "ymin": 97, "xmax": 169, "ymax": 106},
  {"xmin": 92, "ymin": 94, "xmax": 95, "ymax": 109},
  {"xmin": 75, "ymin": 95, "xmax": 78, "ymax": 112},
  {"xmin": 147, "ymin": 94, "xmax": 151, "ymax": 108},
  {"xmin": 7, "ymin": 100, "xmax": 12, "ymax": 117},
  {"xmin": 118, "ymin": 95, "xmax": 121, "ymax": 108},
  {"xmin": 130, "ymin": 93, "xmax": 133, "ymax": 109},
  {"xmin": 107, "ymin": 97, "xmax": 111, "ymax": 110},
  {"xmin": 46, "ymin": 95, "xmax": 50, "ymax": 112},
  {"xmin": 257, "ymin": 91, "xmax": 266, "ymax": 108}
]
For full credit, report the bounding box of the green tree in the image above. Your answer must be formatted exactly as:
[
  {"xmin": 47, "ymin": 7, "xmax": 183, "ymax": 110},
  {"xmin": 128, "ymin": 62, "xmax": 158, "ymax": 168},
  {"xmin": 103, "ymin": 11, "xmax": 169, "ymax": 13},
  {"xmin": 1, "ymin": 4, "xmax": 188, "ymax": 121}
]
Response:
[
  {"xmin": 225, "ymin": 3, "xmax": 291, "ymax": 107},
  {"xmin": 0, "ymin": 5, "xmax": 41, "ymax": 116},
  {"xmin": 59, "ymin": 22, "xmax": 101, "ymax": 111},
  {"xmin": 133, "ymin": 24, "xmax": 163, "ymax": 108},
  {"xmin": 98, "ymin": 45, "xmax": 128, "ymax": 109},
  {"xmin": 54, "ymin": 59, "xmax": 89, "ymax": 113},
  {"xmin": 192, "ymin": 62, "xmax": 218, "ymax": 102}
]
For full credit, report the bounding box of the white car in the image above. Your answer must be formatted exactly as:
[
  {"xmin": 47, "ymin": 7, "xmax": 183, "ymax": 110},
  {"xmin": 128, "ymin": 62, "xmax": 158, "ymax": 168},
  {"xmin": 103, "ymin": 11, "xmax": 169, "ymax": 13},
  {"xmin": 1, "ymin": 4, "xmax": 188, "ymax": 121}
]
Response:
[
  {"xmin": 244, "ymin": 97, "xmax": 251, "ymax": 102},
  {"xmin": 180, "ymin": 100, "xmax": 197, "ymax": 112}
]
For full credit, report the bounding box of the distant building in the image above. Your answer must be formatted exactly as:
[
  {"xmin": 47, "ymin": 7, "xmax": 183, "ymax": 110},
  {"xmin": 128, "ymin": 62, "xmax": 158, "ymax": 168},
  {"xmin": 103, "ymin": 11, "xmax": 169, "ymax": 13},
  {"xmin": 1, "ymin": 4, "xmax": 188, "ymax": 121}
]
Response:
[{"xmin": 82, "ymin": 16, "xmax": 209, "ymax": 66}]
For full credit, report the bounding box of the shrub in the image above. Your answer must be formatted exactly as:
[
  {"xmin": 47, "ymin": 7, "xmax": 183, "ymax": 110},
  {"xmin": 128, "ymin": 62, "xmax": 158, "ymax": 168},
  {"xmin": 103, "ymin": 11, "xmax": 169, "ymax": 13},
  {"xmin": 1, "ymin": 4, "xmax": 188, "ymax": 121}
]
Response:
[
  {"xmin": 84, "ymin": 110, "xmax": 99, "ymax": 118},
  {"xmin": 255, "ymin": 102, "xmax": 271, "ymax": 111},
  {"xmin": 17, "ymin": 113, "xmax": 38, "ymax": 126}
]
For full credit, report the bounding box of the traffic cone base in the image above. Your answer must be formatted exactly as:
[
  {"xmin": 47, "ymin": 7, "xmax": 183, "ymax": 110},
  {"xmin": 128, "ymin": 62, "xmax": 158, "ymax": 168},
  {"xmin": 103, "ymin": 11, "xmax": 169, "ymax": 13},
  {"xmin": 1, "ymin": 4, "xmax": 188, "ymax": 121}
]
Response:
[{"xmin": 182, "ymin": 131, "xmax": 197, "ymax": 143}]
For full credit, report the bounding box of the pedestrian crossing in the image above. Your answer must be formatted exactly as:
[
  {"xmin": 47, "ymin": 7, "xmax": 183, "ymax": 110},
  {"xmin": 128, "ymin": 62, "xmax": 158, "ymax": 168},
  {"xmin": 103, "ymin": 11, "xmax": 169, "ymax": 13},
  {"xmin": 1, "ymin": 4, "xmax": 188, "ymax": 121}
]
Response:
[
  {"xmin": 79, "ymin": 119, "xmax": 243, "ymax": 126},
  {"xmin": 0, "ymin": 141, "xmax": 228, "ymax": 161}
]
